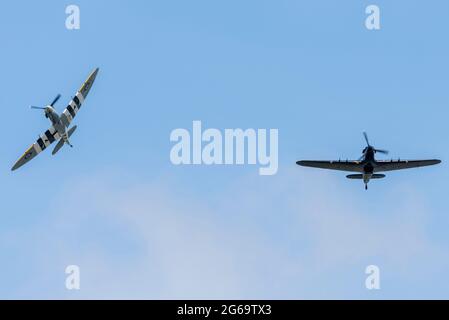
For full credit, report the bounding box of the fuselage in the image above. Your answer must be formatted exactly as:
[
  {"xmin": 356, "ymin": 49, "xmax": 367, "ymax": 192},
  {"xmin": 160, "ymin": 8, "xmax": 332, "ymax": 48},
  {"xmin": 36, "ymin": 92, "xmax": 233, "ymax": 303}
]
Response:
[
  {"xmin": 360, "ymin": 146, "xmax": 378, "ymax": 170},
  {"xmin": 45, "ymin": 106, "xmax": 67, "ymax": 140},
  {"xmin": 359, "ymin": 147, "xmax": 379, "ymax": 185}
]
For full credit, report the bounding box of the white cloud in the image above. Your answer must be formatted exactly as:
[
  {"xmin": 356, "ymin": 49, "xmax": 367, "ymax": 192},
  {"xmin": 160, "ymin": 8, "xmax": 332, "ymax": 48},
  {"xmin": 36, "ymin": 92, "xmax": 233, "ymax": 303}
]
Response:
[{"xmin": 2, "ymin": 168, "xmax": 448, "ymax": 299}]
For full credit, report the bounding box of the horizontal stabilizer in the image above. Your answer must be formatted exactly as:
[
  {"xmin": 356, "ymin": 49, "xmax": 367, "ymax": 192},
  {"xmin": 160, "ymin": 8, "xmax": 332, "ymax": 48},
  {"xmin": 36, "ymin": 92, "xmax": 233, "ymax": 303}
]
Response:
[
  {"xmin": 346, "ymin": 174, "xmax": 385, "ymax": 179},
  {"xmin": 52, "ymin": 125, "xmax": 77, "ymax": 155},
  {"xmin": 346, "ymin": 174, "xmax": 363, "ymax": 179}
]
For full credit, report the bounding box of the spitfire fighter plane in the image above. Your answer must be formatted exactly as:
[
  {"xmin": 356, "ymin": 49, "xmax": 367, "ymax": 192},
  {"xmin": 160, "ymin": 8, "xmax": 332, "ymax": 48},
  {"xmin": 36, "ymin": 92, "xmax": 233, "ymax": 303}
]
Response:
[
  {"xmin": 296, "ymin": 132, "xmax": 441, "ymax": 190},
  {"xmin": 11, "ymin": 68, "xmax": 99, "ymax": 171}
]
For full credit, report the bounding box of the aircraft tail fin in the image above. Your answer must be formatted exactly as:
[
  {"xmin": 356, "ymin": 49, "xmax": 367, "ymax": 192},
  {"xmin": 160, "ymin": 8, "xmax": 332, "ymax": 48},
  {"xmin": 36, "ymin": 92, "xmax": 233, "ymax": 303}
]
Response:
[
  {"xmin": 52, "ymin": 125, "xmax": 77, "ymax": 155},
  {"xmin": 346, "ymin": 174, "xmax": 385, "ymax": 179}
]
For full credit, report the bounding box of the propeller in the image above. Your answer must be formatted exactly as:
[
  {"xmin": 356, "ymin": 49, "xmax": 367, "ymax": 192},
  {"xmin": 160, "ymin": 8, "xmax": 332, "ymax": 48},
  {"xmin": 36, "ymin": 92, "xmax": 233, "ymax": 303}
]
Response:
[
  {"xmin": 50, "ymin": 94, "xmax": 61, "ymax": 107},
  {"xmin": 375, "ymin": 149, "xmax": 389, "ymax": 155},
  {"xmin": 362, "ymin": 132, "xmax": 389, "ymax": 155},
  {"xmin": 30, "ymin": 94, "xmax": 61, "ymax": 110},
  {"xmin": 363, "ymin": 132, "xmax": 370, "ymax": 147}
]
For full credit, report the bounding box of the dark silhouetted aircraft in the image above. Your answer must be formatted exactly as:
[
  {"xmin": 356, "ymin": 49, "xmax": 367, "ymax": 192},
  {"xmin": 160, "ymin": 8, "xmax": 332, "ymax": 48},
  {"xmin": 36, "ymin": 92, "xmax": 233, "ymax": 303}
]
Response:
[{"xmin": 296, "ymin": 132, "xmax": 441, "ymax": 189}]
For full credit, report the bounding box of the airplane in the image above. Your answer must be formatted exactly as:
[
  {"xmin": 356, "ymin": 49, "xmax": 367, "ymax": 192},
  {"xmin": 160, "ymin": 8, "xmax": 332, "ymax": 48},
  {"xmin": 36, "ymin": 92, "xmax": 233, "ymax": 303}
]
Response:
[
  {"xmin": 296, "ymin": 132, "xmax": 441, "ymax": 190},
  {"xmin": 11, "ymin": 68, "xmax": 99, "ymax": 171}
]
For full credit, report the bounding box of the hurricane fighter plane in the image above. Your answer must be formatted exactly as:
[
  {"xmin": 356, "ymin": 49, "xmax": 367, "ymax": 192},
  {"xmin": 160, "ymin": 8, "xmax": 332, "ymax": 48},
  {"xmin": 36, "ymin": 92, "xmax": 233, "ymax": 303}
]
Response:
[
  {"xmin": 12, "ymin": 68, "xmax": 99, "ymax": 171},
  {"xmin": 296, "ymin": 132, "xmax": 441, "ymax": 190}
]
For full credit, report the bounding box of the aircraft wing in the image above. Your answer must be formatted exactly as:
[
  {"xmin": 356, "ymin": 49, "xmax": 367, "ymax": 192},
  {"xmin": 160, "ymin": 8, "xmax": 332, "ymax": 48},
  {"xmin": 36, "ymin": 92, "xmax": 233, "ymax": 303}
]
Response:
[
  {"xmin": 11, "ymin": 126, "xmax": 62, "ymax": 171},
  {"xmin": 296, "ymin": 160, "xmax": 364, "ymax": 172},
  {"xmin": 60, "ymin": 68, "xmax": 99, "ymax": 127},
  {"xmin": 374, "ymin": 159, "xmax": 441, "ymax": 172}
]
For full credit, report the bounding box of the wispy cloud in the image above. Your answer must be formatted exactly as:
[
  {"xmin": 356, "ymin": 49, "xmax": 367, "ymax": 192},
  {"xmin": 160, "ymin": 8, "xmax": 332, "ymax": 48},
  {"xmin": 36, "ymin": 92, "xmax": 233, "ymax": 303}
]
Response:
[{"xmin": 2, "ymin": 169, "xmax": 448, "ymax": 299}]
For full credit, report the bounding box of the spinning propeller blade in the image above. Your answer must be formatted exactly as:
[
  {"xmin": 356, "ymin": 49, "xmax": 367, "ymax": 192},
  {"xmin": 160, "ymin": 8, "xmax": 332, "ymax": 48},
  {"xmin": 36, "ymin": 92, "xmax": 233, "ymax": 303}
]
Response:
[
  {"xmin": 30, "ymin": 94, "xmax": 61, "ymax": 110},
  {"xmin": 375, "ymin": 149, "xmax": 389, "ymax": 155},
  {"xmin": 363, "ymin": 132, "xmax": 389, "ymax": 155},
  {"xmin": 50, "ymin": 94, "xmax": 61, "ymax": 106},
  {"xmin": 363, "ymin": 132, "xmax": 370, "ymax": 146}
]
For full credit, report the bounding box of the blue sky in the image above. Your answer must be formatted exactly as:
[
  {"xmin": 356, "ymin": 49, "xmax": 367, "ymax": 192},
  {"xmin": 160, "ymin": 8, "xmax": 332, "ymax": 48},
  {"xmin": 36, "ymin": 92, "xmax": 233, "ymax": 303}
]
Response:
[{"xmin": 0, "ymin": 0, "xmax": 448, "ymax": 299}]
